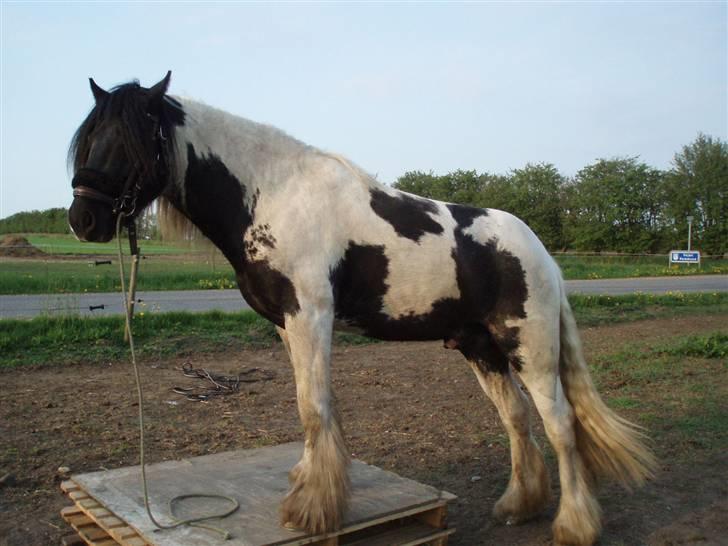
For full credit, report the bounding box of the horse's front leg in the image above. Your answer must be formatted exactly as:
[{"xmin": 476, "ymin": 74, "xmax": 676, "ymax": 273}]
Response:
[{"xmin": 279, "ymin": 301, "xmax": 350, "ymax": 534}]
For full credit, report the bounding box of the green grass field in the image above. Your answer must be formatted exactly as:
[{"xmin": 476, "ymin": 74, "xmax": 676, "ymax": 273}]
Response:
[
  {"xmin": 2, "ymin": 293, "xmax": 726, "ymax": 368},
  {"xmin": 1, "ymin": 233, "xmax": 726, "ymax": 295},
  {"xmin": 24, "ymin": 233, "xmax": 192, "ymax": 255},
  {"xmin": 0, "ymin": 256, "xmax": 236, "ymax": 294}
]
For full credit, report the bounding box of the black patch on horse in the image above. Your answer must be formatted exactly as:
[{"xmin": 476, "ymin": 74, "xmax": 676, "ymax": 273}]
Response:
[
  {"xmin": 447, "ymin": 203, "xmax": 488, "ymax": 229},
  {"xmin": 450, "ymin": 228, "xmax": 528, "ymax": 322},
  {"xmin": 69, "ymin": 81, "xmax": 185, "ymax": 176},
  {"xmin": 330, "ymin": 242, "xmax": 462, "ymax": 340},
  {"xmin": 181, "ymin": 143, "xmax": 298, "ymax": 326},
  {"xmin": 329, "ymin": 243, "xmax": 390, "ymax": 324},
  {"xmin": 445, "ymin": 322, "xmax": 523, "ymax": 373},
  {"xmin": 446, "ymin": 216, "xmax": 528, "ymax": 371},
  {"xmin": 444, "ymin": 323, "xmax": 512, "ymax": 374},
  {"xmin": 369, "ymin": 189, "xmax": 444, "ymax": 242}
]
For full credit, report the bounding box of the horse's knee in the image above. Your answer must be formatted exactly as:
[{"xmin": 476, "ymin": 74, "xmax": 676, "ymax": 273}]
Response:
[{"xmin": 543, "ymin": 405, "xmax": 577, "ymax": 453}]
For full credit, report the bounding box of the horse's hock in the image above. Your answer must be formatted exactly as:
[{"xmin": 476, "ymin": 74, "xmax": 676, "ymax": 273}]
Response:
[{"xmin": 58, "ymin": 442, "xmax": 456, "ymax": 546}]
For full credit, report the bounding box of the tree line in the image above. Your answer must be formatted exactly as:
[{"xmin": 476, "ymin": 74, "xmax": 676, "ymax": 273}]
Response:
[
  {"xmin": 394, "ymin": 133, "xmax": 727, "ymax": 255},
  {"xmin": 0, "ymin": 208, "xmax": 69, "ymax": 235}
]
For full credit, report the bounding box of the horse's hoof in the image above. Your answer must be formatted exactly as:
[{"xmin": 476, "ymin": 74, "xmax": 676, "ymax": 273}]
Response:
[{"xmin": 283, "ymin": 521, "xmax": 300, "ymax": 532}]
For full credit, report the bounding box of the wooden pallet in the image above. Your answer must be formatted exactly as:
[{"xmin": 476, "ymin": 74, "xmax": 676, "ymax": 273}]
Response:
[
  {"xmin": 59, "ymin": 442, "xmax": 456, "ymax": 546},
  {"xmin": 61, "ymin": 480, "xmax": 149, "ymax": 546}
]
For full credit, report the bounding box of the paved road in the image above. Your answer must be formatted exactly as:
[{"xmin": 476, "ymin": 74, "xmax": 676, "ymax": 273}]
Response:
[{"xmin": 1, "ymin": 275, "xmax": 726, "ymax": 319}]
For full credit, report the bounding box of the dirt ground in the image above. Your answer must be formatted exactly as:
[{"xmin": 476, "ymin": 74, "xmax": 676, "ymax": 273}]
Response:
[
  {"xmin": 0, "ymin": 236, "xmax": 46, "ymax": 258},
  {"xmin": 1, "ymin": 315, "xmax": 727, "ymax": 546}
]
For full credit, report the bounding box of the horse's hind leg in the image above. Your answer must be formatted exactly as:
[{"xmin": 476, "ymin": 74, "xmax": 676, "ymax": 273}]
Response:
[
  {"xmin": 469, "ymin": 361, "xmax": 551, "ymax": 524},
  {"xmin": 516, "ymin": 319, "xmax": 601, "ymax": 546},
  {"xmin": 278, "ymin": 302, "xmax": 350, "ymax": 534},
  {"xmin": 452, "ymin": 324, "xmax": 550, "ymax": 524}
]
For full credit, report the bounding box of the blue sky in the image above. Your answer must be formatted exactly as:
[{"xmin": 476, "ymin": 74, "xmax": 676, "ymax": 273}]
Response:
[{"xmin": 1, "ymin": 1, "xmax": 725, "ymax": 219}]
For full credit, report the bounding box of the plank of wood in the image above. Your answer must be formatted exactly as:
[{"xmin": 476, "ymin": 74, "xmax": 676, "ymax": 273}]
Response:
[
  {"xmin": 61, "ymin": 533, "xmax": 86, "ymax": 546},
  {"xmin": 64, "ymin": 513, "xmax": 95, "ymax": 528},
  {"xmin": 62, "ymin": 505, "xmax": 85, "ymax": 518},
  {"xmin": 343, "ymin": 522, "xmax": 454, "ymax": 546},
  {"xmin": 71, "ymin": 442, "xmax": 456, "ymax": 546},
  {"xmin": 415, "ymin": 505, "xmax": 447, "ymax": 529},
  {"xmin": 62, "ymin": 480, "xmax": 81, "ymax": 494},
  {"xmin": 97, "ymin": 515, "xmax": 126, "ymax": 529},
  {"xmin": 69, "ymin": 490, "xmax": 91, "ymax": 501},
  {"xmin": 61, "ymin": 503, "xmax": 118, "ymax": 546}
]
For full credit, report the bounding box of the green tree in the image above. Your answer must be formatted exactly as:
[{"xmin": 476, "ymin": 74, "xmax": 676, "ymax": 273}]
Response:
[
  {"xmin": 501, "ymin": 163, "xmax": 564, "ymax": 250},
  {"xmin": 665, "ymin": 133, "xmax": 727, "ymax": 255},
  {"xmin": 0, "ymin": 208, "xmax": 70, "ymax": 234},
  {"xmin": 394, "ymin": 169, "xmax": 488, "ymax": 204},
  {"xmin": 566, "ymin": 158, "xmax": 667, "ymax": 252}
]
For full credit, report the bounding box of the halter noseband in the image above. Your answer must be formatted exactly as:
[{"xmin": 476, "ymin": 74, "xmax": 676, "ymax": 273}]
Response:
[{"xmin": 72, "ymin": 184, "xmax": 116, "ymax": 207}]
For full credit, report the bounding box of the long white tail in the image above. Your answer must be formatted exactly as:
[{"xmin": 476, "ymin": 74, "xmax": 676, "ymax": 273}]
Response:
[{"xmin": 558, "ymin": 285, "xmax": 657, "ymax": 488}]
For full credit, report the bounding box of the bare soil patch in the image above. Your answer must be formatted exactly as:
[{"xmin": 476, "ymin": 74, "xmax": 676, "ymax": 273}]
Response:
[
  {"xmin": 1, "ymin": 315, "xmax": 726, "ymax": 546},
  {"xmin": 0, "ymin": 236, "xmax": 46, "ymax": 258}
]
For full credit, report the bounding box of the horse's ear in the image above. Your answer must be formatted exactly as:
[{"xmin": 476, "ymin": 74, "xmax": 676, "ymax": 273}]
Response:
[
  {"xmin": 147, "ymin": 71, "xmax": 172, "ymax": 114},
  {"xmin": 89, "ymin": 78, "xmax": 109, "ymax": 104}
]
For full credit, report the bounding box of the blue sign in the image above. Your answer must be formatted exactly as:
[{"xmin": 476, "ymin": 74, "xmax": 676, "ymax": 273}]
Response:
[{"xmin": 670, "ymin": 251, "xmax": 701, "ymax": 264}]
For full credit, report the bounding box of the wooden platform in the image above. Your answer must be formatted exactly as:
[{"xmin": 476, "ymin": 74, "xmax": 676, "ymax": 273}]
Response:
[{"xmin": 60, "ymin": 442, "xmax": 456, "ymax": 546}]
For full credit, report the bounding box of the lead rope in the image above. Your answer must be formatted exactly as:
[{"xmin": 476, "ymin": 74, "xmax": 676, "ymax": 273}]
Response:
[{"xmin": 115, "ymin": 214, "xmax": 239, "ymax": 540}]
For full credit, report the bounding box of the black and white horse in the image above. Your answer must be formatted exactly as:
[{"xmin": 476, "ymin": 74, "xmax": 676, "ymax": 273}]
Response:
[{"xmin": 68, "ymin": 73, "xmax": 655, "ymax": 546}]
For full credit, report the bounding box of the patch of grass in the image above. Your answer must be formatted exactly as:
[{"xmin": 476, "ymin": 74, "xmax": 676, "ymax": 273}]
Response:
[
  {"xmin": 0, "ymin": 311, "xmax": 272, "ymax": 368},
  {"xmin": 606, "ymin": 396, "xmax": 640, "ymax": 410},
  {"xmin": 661, "ymin": 332, "xmax": 728, "ymax": 359},
  {"xmin": 0, "ymin": 257, "xmax": 236, "ymax": 294},
  {"xmin": 570, "ymin": 292, "xmax": 728, "ymax": 327},
  {"xmin": 0, "ymin": 310, "xmax": 374, "ymax": 368},
  {"xmin": 590, "ymin": 332, "xmax": 728, "ymax": 454},
  {"xmin": 555, "ymin": 254, "xmax": 728, "ymax": 280},
  {"xmin": 23, "ymin": 233, "xmax": 191, "ymax": 255}
]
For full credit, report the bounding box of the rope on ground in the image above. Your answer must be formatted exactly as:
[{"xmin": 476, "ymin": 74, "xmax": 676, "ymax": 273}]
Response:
[
  {"xmin": 173, "ymin": 363, "xmax": 276, "ymax": 402},
  {"xmin": 116, "ymin": 214, "xmax": 239, "ymax": 540}
]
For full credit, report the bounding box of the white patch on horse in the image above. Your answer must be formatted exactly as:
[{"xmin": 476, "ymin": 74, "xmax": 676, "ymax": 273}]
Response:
[{"xmin": 377, "ymin": 200, "xmax": 460, "ymax": 317}]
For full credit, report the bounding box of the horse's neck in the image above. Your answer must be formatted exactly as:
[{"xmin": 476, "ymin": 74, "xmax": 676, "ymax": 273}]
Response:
[
  {"xmin": 164, "ymin": 99, "xmax": 319, "ymax": 267},
  {"xmin": 173, "ymin": 99, "xmax": 309, "ymax": 200}
]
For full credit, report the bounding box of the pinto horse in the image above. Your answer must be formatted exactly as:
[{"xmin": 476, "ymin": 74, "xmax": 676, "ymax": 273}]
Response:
[{"xmin": 68, "ymin": 73, "xmax": 655, "ymax": 546}]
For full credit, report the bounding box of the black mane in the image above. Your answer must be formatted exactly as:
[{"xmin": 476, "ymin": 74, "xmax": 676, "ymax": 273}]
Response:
[{"xmin": 68, "ymin": 80, "xmax": 185, "ymax": 189}]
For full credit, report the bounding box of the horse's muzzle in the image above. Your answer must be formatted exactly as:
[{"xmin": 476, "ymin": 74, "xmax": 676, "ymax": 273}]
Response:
[{"xmin": 68, "ymin": 197, "xmax": 115, "ymax": 243}]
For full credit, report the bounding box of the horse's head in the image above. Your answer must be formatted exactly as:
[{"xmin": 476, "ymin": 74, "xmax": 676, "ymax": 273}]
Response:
[{"xmin": 68, "ymin": 71, "xmax": 181, "ymax": 242}]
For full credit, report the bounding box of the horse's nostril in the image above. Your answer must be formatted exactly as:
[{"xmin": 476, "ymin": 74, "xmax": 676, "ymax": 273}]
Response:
[{"xmin": 82, "ymin": 210, "xmax": 95, "ymax": 231}]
